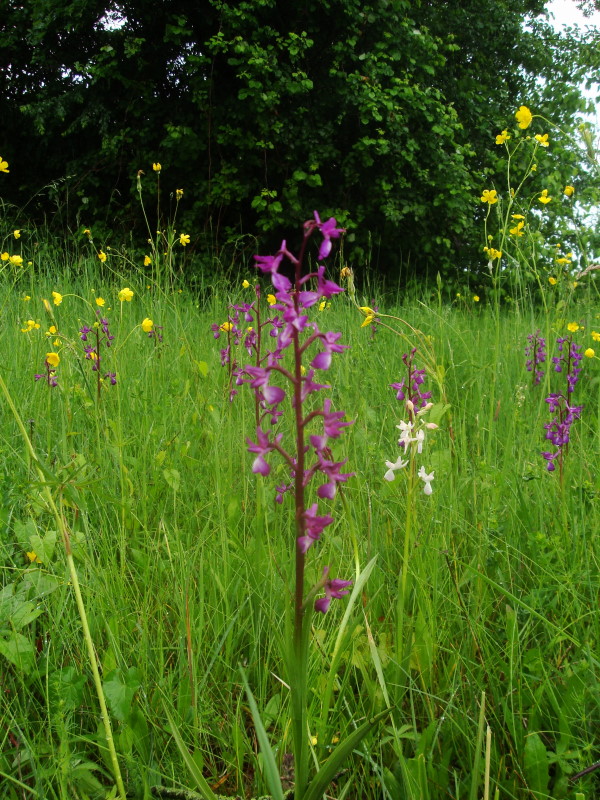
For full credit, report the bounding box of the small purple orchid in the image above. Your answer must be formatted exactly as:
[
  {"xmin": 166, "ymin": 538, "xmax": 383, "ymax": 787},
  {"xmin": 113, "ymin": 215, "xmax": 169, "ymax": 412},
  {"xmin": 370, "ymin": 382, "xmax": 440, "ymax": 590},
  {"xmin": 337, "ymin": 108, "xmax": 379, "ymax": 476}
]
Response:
[
  {"xmin": 525, "ymin": 330, "xmax": 546, "ymax": 386},
  {"xmin": 314, "ymin": 567, "xmax": 352, "ymax": 614},
  {"xmin": 541, "ymin": 393, "xmax": 583, "ymax": 473},
  {"xmin": 390, "ymin": 349, "xmax": 433, "ymax": 410},
  {"xmin": 385, "ymin": 350, "xmax": 437, "ymax": 492},
  {"xmin": 552, "ymin": 336, "xmax": 583, "ymax": 394},
  {"xmin": 539, "ymin": 331, "xmax": 588, "ymax": 478},
  {"xmin": 79, "ymin": 311, "xmax": 116, "ymax": 398}
]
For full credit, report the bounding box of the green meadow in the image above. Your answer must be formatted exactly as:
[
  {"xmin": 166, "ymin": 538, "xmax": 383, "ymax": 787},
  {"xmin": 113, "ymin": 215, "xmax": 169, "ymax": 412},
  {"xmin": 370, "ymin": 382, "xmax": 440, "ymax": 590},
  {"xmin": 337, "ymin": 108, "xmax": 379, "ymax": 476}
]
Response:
[{"xmin": 1, "ymin": 239, "xmax": 599, "ymax": 799}]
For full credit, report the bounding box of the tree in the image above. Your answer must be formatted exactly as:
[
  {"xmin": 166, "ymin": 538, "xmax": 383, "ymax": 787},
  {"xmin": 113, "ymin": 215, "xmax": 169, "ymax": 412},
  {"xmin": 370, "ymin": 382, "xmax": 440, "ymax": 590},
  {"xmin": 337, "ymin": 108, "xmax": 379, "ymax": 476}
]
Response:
[{"xmin": 1, "ymin": 0, "xmax": 597, "ymax": 276}]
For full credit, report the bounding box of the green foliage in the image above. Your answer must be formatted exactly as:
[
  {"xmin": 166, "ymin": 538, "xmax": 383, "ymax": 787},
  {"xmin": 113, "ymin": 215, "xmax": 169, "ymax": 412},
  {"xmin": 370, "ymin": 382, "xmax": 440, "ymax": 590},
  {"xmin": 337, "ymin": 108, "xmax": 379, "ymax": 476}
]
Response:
[
  {"xmin": 1, "ymin": 0, "xmax": 597, "ymax": 275},
  {"xmin": 0, "ymin": 237, "xmax": 599, "ymax": 798}
]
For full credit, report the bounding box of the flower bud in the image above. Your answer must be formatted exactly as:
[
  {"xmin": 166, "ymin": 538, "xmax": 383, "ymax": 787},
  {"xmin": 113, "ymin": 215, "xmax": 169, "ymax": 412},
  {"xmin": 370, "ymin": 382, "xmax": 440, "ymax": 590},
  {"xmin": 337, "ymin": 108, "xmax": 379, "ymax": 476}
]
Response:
[{"xmin": 416, "ymin": 402, "xmax": 433, "ymax": 415}]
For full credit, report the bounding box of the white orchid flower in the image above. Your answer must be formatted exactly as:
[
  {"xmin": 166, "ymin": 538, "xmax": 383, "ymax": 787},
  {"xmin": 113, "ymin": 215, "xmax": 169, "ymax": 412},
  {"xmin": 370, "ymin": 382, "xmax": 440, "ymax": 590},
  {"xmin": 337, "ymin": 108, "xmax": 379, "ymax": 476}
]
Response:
[
  {"xmin": 417, "ymin": 465, "xmax": 435, "ymax": 495},
  {"xmin": 384, "ymin": 456, "xmax": 409, "ymax": 481}
]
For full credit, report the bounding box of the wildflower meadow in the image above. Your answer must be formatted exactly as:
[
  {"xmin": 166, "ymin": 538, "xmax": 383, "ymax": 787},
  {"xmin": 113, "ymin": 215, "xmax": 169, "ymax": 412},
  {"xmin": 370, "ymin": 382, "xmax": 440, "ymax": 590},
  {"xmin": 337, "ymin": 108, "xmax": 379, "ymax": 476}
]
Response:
[{"xmin": 1, "ymin": 104, "xmax": 599, "ymax": 800}]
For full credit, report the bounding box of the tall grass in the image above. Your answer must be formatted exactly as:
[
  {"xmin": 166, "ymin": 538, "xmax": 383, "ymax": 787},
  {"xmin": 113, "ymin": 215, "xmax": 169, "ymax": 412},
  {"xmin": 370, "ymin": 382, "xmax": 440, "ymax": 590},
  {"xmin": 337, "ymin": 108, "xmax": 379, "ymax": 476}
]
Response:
[{"xmin": 0, "ymin": 241, "xmax": 598, "ymax": 800}]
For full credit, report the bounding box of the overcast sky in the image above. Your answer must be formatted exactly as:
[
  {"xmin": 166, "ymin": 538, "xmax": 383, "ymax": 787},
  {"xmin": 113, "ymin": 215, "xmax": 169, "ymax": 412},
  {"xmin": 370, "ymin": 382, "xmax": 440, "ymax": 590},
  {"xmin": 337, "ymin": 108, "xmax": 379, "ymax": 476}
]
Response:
[
  {"xmin": 546, "ymin": 0, "xmax": 600, "ymax": 28},
  {"xmin": 546, "ymin": 0, "xmax": 599, "ymax": 126}
]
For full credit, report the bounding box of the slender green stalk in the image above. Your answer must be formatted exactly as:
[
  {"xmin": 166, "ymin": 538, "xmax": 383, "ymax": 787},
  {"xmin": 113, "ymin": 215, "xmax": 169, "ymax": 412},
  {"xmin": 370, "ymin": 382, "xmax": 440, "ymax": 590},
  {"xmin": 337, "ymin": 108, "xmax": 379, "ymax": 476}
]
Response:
[{"xmin": 0, "ymin": 371, "xmax": 127, "ymax": 800}]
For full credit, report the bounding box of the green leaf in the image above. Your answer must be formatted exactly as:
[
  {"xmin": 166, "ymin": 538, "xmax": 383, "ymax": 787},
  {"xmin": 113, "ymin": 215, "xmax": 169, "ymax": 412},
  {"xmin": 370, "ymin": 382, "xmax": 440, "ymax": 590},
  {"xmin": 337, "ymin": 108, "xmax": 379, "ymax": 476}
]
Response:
[
  {"xmin": 50, "ymin": 666, "xmax": 88, "ymax": 711},
  {"xmin": 163, "ymin": 705, "xmax": 219, "ymax": 800},
  {"xmin": 13, "ymin": 519, "xmax": 37, "ymax": 548},
  {"xmin": 163, "ymin": 468, "xmax": 181, "ymax": 492},
  {"xmin": 28, "ymin": 529, "xmax": 57, "ymax": 563},
  {"xmin": 10, "ymin": 600, "xmax": 43, "ymax": 631},
  {"xmin": 0, "ymin": 631, "xmax": 36, "ymax": 673},
  {"xmin": 240, "ymin": 668, "xmax": 284, "ymax": 800},
  {"xmin": 102, "ymin": 667, "xmax": 142, "ymax": 722},
  {"xmin": 195, "ymin": 360, "xmax": 209, "ymax": 377},
  {"xmin": 524, "ymin": 732, "xmax": 549, "ymax": 797},
  {"xmin": 304, "ymin": 709, "xmax": 391, "ymax": 800}
]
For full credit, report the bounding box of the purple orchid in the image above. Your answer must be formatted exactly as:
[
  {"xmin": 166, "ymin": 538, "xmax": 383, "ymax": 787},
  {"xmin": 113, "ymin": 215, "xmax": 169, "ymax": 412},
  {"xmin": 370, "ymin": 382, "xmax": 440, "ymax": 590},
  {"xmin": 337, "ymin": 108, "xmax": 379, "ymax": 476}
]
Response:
[
  {"xmin": 525, "ymin": 330, "xmax": 546, "ymax": 385},
  {"xmin": 314, "ymin": 567, "xmax": 352, "ymax": 614},
  {"xmin": 237, "ymin": 212, "xmax": 352, "ymax": 619}
]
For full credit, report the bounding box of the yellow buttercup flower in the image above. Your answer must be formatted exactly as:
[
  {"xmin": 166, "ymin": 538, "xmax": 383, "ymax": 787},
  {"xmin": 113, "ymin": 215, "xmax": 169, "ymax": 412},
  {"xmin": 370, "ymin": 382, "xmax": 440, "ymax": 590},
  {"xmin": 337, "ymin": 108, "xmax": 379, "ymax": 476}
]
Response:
[
  {"xmin": 176, "ymin": 189, "xmax": 184, "ymax": 199},
  {"xmin": 359, "ymin": 306, "xmax": 376, "ymax": 327},
  {"xmin": 52, "ymin": 291, "xmax": 63, "ymax": 306},
  {"xmin": 0, "ymin": 157, "xmax": 9, "ymax": 173},
  {"xmin": 515, "ymin": 105, "xmax": 533, "ymax": 129},
  {"xmin": 26, "ymin": 551, "xmax": 41, "ymax": 563},
  {"xmin": 266, "ymin": 294, "xmax": 277, "ymax": 305},
  {"xmin": 83, "ymin": 228, "xmax": 91, "ymax": 236},
  {"xmin": 179, "ymin": 233, "xmax": 190, "ymax": 246},
  {"xmin": 141, "ymin": 317, "xmax": 154, "ymax": 332},
  {"xmin": 538, "ymin": 189, "xmax": 551, "ymax": 204},
  {"xmin": 534, "ymin": 133, "xmax": 549, "ymax": 147},
  {"xmin": 21, "ymin": 319, "xmax": 40, "ymax": 332},
  {"xmin": 564, "ymin": 185, "xmax": 575, "ymax": 197},
  {"xmin": 585, "ymin": 348, "xmax": 595, "ymax": 358},
  {"xmin": 495, "ymin": 130, "xmax": 510, "ymax": 145},
  {"xmin": 473, "ymin": 295, "xmax": 480, "ymax": 302},
  {"xmin": 46, "ymin": 352, "xmax": 60, "ymax": 367},
  {"xmin": 152, "ymin": 162, "xmax": 161, "ymax": 172},
  {"xmin": 144, "ymin": 255, "xmax": 152, "ymax": 266},
  {"xmin": 242, "ymin": 279, "xmax": 251, "ymax": 288},
  {"xmin": 556, "ymin": 257, "xmax": 571, "ymax": 265},
  {"xmin": 480, "ymin": 189, "xmax": 498, "ymax": 205},
  {"xmin": 1, "ymin": 252, "xmax": 9, "ymax": 261},
  {"xmin": 9, "ymin": 255, "xmax": 23, "ymax": 266},
  {"xmin": 118, "ymin": 287, "xmax": 134, "ymax": 302},
  {"xmin": 509, "ymin": 220, "xmax": 525, "ymax": 236},
  {"xmin": 319, "ymin": 300, "xmax": 326, "ymax": 311},
  {"xmin": 46, "ymin": 325, "xmax": 57, "ymax": 336},
  {"xmin": 23, "ymin": 295, "xmax": 31, "ymax": 301},
  {"xmin": 511, "ymin": 214, "xmax": 525, "ymax": 220},
  {"xmin": 483, "ymin": 246, "xmax": 502, "ymax": 260},
  {"xmin": 567, "ymin": 322, "xmax": 580, "ymax": 333},
  {"xmin": 98, "ymin": 250, "xmax": 107, "ymax": 262},
  {"xmin": 591, "ymin": 331, "xmax": 600, "ymax": 342},
  {"xmin": 96, "ymin": 297, "xmax": 105, "ymax": 306},
  {"xmin": 219, "ymin": 321, "xmax": 233, "ymax": 332},
  {"xmin": 13, "ymin": 229, "xmax": 21, "ymax": 239},
  {"xmin": 548, "ymin": 277, "xmax": 557, "ymax": 285}
]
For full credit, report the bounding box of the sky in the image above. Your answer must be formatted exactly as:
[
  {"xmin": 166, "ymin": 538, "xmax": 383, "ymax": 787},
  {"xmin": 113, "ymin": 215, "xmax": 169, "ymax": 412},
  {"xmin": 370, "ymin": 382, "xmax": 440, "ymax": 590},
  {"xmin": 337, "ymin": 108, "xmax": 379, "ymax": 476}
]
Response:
[
  {"xmin": 546, "ymin": 0, "xmax": 600, "ymax": 126},
  {"xmin": 546, "ymin": 0, "xmax": 600, "ymax": 28}
]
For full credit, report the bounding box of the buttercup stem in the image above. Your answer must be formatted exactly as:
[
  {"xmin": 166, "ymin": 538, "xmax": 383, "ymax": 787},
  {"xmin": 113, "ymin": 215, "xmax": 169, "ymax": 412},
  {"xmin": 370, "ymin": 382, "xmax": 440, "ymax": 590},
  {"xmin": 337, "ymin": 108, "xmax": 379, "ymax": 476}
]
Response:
[{"xmin": 0, "ymin": 372, "xmax": 127, "ymax": 800}]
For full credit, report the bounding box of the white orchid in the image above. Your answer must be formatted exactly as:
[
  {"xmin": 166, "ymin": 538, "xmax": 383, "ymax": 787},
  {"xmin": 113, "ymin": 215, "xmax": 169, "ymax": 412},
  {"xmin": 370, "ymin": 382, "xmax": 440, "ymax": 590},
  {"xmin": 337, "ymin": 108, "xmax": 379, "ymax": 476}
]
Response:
[
  {"xmin": 384, "ymin": 456, "xmax": 409, "ymax": 482},
  {"xmin": 418, "ymin": 466, "xmax": 435, "ymax": 495},
  {"xmin": 396, "ymin": 419, "xmax": 415, "ymax": 448}
]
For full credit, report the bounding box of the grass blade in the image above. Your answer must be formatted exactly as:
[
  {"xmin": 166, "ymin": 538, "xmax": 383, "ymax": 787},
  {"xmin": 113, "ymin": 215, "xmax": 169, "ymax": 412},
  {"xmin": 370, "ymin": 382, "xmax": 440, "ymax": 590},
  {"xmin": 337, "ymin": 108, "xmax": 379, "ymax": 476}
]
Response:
[
  {"xmin": 303, "ymin": 709, "xmax": 390, "ymax": 800},
  {"xmin": 163, "ymin": 705, "xmax": 219, "ymax": 800},
  {"xmin": 239, "ymin": 667, "xmax": 285, "ymax": 800}
]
